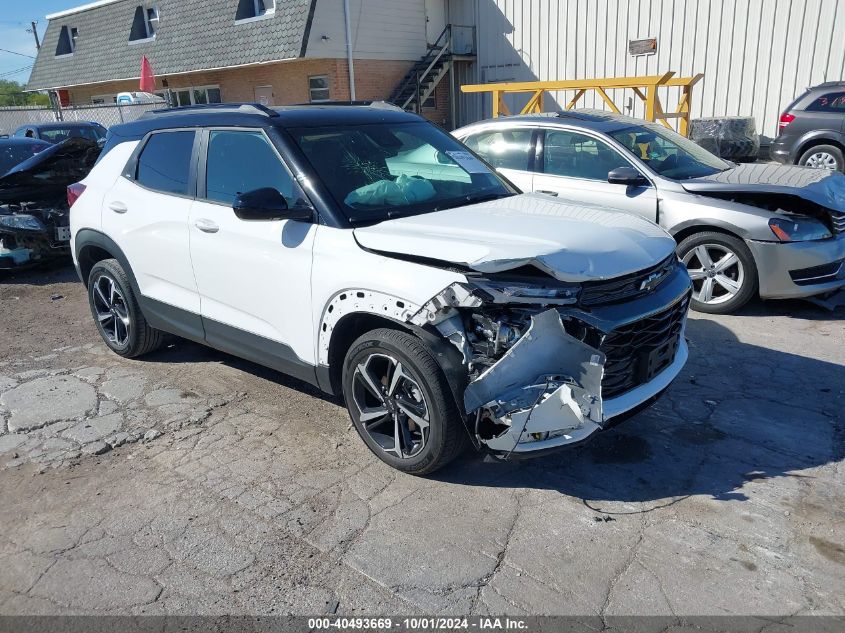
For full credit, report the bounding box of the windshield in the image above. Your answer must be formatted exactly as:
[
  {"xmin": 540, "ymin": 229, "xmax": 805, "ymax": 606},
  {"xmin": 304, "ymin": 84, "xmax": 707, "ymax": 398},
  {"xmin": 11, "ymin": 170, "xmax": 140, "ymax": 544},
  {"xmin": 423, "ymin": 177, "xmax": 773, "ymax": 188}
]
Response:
[
  {"xmin": 40, "ymin": 126, "xmax": 106, "ymax": 144},
  {"xmin": 0, "ymin": 142, "xmax": 51, "ymax": 175},
  {"xmin": 288, "ymin": 121, "xmax": 515, "ymax": 223},
  {"xmin": 609, "ymin": 123, "xmax": 732, "ymax": 180}
]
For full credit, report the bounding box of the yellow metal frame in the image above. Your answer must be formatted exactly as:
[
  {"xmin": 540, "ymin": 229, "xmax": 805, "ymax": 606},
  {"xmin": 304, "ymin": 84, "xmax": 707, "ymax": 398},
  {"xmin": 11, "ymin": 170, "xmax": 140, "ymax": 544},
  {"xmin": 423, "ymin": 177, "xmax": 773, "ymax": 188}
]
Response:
[{"xmin": 461, "ymin": 72, "xmax": 704, "ymax": 136}]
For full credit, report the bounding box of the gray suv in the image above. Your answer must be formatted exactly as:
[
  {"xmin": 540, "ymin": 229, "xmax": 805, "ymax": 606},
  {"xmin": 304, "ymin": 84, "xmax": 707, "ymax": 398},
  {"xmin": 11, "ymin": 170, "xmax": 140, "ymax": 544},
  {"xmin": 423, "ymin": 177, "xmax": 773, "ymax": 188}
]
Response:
[{"xmin": 771, "ymin": 82, "xmax": 845, "ymax": 172}]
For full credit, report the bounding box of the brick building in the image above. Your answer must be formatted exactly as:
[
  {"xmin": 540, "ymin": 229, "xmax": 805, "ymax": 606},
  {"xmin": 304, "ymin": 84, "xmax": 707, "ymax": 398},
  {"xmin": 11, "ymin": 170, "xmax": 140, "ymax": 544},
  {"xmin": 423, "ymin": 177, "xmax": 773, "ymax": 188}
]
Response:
[{"xmin": 26, "ymin": 0, "xmax": 475, "ymax": 128}]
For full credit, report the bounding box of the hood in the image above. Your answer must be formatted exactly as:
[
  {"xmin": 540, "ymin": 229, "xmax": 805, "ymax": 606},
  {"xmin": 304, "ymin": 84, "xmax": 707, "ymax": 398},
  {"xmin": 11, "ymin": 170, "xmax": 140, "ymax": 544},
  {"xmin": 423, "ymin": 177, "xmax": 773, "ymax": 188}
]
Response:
[
  {"xmin": 0, "ymin": 137, "xmax": 100, "ymax": 204},
  {"xmin": 681, "ymin": 163, "xmax": 845, "ymax": 211},
  {"xmin": 353, "ymin": 193, "xmax": 676, "ymax": 282}
]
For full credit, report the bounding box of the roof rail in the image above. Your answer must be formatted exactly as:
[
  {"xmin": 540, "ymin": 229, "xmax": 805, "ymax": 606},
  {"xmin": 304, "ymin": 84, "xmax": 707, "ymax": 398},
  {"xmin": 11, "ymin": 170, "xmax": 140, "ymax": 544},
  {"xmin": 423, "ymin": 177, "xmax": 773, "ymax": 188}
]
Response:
[
  {"xmin": 292, "ymin": 100, "xmax": 405, "ymax": 111},
  {"xmin": 144, "ymin": 103, "xmax": 279, "ymax": 118}
]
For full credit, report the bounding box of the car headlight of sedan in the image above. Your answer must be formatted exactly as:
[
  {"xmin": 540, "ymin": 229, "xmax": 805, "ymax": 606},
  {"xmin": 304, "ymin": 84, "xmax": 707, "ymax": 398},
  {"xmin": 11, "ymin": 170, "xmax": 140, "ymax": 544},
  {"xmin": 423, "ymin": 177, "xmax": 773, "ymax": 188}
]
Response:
[
  {"xmin": 0, "ymin": 214, "xmax": 45, "ymax": 232},
  {"xmin": 768, "ymin": 216, "xmax": 832, "ymax": 242},
  {"xmin": 468, "ymin": 278, "xmax": 581, "ymax": 305}
]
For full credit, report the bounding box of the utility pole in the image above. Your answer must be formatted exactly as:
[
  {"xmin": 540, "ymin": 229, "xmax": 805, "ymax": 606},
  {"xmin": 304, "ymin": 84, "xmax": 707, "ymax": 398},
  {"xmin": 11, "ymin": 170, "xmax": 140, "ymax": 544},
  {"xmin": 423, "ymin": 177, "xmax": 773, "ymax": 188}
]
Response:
[{"xmin": 27, "ymin": 21, "xmax": 41, "ymax": 50}]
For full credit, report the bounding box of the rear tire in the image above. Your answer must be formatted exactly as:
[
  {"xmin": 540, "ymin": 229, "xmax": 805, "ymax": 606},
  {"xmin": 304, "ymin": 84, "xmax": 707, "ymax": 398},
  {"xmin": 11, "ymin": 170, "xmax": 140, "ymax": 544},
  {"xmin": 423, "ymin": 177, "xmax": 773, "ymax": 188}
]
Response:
[
  {"xmin": 342, "ymin": 328, "xmax": 468, "ymax": 475},
  {"xmin": 677, "ymin": 232, "xmax": 758, "ymax": 314},
  {"xmin": 87, "ymin": 258, "xmax": 165, "ymax": 358},
  {"xmin": 798, "ymin": 144, "xmax": 844, "ymax": 172}
]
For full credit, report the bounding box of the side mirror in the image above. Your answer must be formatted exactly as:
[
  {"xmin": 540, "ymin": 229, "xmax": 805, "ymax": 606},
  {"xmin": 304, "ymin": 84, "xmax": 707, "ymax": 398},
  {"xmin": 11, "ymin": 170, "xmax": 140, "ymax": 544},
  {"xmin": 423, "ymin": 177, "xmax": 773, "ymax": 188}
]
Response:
[
  {"xmin": 233, "ymin": 188, "xmax": 313, "ymax": 221},
  {"xmin": 607, "ymin": 166, "xmax": 649, "ymax": 187}
]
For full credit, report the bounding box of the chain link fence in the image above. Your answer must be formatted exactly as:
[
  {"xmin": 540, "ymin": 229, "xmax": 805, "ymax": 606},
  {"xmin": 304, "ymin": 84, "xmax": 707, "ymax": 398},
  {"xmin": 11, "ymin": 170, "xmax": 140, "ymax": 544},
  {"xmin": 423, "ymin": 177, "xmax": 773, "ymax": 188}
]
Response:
[{"xmin": 0, "ymin": 102, "xmax": 162, "ymax": 137}]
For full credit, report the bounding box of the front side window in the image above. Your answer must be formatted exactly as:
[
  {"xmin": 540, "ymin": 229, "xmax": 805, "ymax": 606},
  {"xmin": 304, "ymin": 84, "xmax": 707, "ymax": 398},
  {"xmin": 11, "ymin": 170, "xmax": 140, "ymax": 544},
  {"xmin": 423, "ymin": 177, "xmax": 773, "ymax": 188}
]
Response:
[
  {"xmin": 205, "ymin": 130, "xmax": 302, "ymax": 206},
  {"xmin": 463, "ymin": 129, "xmax": 533, "ymax": 171},
  {"xmin": 609, "ymin": 123, "xmax": 731, "ymax": 180},
  {"xmin": 543, "ymin": 130, "xmax": 628, "ymax": 180},
  {"xmin": 806, "ymin": 92, "xmax": 845, "ymax": 112},
  {"xmin": 136, "ymin": 131, "xmax": 195, "ymax": 195},
  {"xmin": 309, "ymin": 76, "xmax": 330, "ymax": 103},
  {"xmin": 289, "ymin": 121, "xmax": 515, "ymax": 224}
]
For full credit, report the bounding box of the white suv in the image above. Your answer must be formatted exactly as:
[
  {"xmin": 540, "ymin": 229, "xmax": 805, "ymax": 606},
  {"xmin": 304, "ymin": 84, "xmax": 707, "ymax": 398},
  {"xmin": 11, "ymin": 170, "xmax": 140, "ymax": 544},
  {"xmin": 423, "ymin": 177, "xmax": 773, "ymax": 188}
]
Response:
[{"xmin": 70, "ymin": 103, "xmax": 692, "ymax": 474}]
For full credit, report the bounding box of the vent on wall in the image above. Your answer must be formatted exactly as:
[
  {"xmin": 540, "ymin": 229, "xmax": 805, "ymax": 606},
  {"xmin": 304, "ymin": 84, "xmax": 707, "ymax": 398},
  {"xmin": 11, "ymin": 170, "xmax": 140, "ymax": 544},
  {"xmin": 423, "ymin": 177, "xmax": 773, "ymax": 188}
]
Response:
[
  {"xmin": 235, "ymin": 0, "xmax": 275, "ymax": 21},
  {"xmin": 55, "ymin": 25, "xmax": 77, "ymax": 56}
]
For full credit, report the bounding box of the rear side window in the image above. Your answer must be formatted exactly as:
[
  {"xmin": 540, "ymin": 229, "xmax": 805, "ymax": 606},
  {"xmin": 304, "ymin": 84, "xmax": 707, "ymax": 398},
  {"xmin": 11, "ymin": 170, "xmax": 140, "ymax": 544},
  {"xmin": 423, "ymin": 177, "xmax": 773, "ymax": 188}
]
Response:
[
  {"xmin": 136, "ymin": 131, "xmax": 195, "ymax": 195},
  {"xmin": 806, "ymin": 92, "xmax": 845, "ymax": 112},
  {"xmin": 462, "ymin": 129, "xmax": 533, "ymax": 171},
  {"xmin": 204, "ymin": 130, "xmax": 300, "ymax": 206}
]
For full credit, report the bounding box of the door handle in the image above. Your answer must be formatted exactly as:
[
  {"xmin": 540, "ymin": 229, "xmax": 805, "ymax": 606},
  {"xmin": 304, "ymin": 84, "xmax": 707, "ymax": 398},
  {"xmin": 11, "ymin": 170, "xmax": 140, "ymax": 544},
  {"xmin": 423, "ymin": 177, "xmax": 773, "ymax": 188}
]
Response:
[
  {"xmin": 194, "ymin": 219, "xmax": 219, "ymax": 233},
  {"xmin": 536, "ymin": 190, "xmax": 559, "ymax": 197},
  {"xmin": 108, "ymin": 201, "xmax": 128, "ymax": 213}
]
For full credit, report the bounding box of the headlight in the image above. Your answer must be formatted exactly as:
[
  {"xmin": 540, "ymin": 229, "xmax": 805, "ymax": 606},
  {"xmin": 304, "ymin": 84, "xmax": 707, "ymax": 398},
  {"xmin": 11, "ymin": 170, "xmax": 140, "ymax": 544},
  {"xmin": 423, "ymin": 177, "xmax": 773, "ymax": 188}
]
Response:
[
  {"xmin": 0, "ymin": 214, "xmax": 45, "ymax": 232},
  {"xmin": 768, "ymin": 217, "xmax": 832, "ymax": 242},
  {"xmin": 469, "ymin": 278, "xmax": 580, "ymax": 305}
]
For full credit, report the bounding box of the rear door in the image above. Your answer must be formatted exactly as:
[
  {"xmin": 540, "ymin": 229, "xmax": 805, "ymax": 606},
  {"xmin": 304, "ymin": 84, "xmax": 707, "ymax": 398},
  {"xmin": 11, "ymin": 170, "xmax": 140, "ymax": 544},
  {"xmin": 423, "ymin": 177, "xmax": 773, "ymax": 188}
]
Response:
[
  {"xmin": 461, "ymin": 127, "xmax": 536, "ymax": 192},
  {"xmin": 188, "ymin": 128, "xmax": 317, "ymax": 366},
  {"xmin": 101, "ymin": 129, "xmax": 201, "ymax": 315},
  {"xmin": 533, "ymin": 128, "xmax": 658, "ymax": 222}
]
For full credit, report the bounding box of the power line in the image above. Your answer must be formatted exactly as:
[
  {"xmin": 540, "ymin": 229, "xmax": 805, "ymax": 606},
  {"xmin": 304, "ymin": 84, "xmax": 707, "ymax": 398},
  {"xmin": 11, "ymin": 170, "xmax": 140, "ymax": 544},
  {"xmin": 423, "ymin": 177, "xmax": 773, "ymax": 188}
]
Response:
[
  {"xmin": 0, "ymin": 48, "xmax": 35, "ymax": 59},
  {"xmin": 0, "ymin": 65, "xmax": 33, "ymax": 79}
]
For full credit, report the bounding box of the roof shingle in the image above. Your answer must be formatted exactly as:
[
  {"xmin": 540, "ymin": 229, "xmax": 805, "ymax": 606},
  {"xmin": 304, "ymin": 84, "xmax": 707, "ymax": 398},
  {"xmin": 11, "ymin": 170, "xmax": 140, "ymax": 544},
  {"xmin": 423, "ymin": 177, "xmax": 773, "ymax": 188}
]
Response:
[{"xmin": 28, "ymin": 0, "xmax": 315, "ymax": 90}]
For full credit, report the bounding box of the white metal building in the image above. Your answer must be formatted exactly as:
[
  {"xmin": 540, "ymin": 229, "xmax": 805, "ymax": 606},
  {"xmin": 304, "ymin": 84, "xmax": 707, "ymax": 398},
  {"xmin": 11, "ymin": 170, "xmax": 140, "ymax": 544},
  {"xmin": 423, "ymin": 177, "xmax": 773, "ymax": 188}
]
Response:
[{"xmin": 447, "ymin": 0, "xmax": 845, "ymax": 140}]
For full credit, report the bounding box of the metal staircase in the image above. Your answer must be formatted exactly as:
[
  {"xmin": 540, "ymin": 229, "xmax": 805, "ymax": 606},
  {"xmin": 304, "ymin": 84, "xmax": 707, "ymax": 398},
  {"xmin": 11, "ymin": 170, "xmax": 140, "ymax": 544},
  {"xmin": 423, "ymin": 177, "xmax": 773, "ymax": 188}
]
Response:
[{"xmin": 388, "ymin": 25, "xmax": 469, "ymax": 113}]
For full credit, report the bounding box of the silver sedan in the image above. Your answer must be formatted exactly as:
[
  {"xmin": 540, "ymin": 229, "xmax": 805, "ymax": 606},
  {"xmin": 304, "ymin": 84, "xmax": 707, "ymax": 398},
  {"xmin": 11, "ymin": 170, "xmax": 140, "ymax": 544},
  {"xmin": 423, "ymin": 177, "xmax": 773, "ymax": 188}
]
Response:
[{"xmin": 454, "ymin": 110, "xmax": 845, "ymax": 314}]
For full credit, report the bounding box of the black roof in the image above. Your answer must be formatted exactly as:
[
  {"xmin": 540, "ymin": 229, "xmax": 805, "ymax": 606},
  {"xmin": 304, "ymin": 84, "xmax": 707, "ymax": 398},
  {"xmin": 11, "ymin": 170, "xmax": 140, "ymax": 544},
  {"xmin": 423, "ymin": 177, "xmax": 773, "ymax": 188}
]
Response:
[
  {"xmin": 108, "ymin": 103, "xmax": 423, "ymax": 140},
  {"xmin": 15, "ymin": 121, "xmax": 105, "ymax": 131},
  {"xmin": 0, "ymin": 137, "xmax": 53, "ymax": 148}
]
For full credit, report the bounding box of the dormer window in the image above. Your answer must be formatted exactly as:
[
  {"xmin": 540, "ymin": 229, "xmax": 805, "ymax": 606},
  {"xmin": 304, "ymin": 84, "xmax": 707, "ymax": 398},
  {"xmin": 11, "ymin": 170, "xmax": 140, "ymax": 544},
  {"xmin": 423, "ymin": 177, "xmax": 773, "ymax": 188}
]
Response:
[
  {"xmin": 235, "ymin": 0, "xmax": 275, "ymax": 22},
  {"xmin": 55, "ymin": 25, "xmax": 77, "ymax": 56},
  {"xmin": 129, "ymin": 6, "xmax": 158, "ymax": 42}
]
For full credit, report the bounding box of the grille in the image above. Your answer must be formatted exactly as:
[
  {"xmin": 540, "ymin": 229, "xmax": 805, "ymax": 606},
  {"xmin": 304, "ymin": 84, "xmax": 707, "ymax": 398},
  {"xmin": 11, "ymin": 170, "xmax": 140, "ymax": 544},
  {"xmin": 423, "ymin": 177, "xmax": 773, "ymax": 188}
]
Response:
[
  {"xmin": 596, "ymin": 292, "xmax": 690, "ymax": 399},
  {"xmin": 580, "ymin": 255, "xmax": 678, "ymax": 307},
  {"xmin": 830, "ymin": 210, "xmax": 845, "ymax": 235},
  {"xmin": 789, "ymin": 259, "xmax": 844, "ymax": 285}
]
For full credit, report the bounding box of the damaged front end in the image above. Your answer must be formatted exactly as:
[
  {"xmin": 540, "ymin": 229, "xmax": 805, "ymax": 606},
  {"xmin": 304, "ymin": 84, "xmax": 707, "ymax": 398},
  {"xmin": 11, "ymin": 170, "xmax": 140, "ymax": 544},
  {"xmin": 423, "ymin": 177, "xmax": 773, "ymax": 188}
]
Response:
[
  {"xmin": 0, "ymin": 137, "xmax": 99, "ymax": 270},
  {"xmin": 411, "ymin": 256, "xmax": 692, "ymax": 456}
]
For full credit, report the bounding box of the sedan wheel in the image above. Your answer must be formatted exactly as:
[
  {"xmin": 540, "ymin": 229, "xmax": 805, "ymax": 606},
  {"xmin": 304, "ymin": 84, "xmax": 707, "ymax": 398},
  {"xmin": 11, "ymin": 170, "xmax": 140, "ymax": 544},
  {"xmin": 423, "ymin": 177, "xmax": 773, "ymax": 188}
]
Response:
[
  {"xmin": 351, "ymin": 352, "xmax": 430, "ymax": 459},
  {"xmin": 683, "ymin": 244, "xmax": 744, "ymax": 307},
  {"xmin": 677, "ymin": 231, "xmax": 758, "ymax": 314}
]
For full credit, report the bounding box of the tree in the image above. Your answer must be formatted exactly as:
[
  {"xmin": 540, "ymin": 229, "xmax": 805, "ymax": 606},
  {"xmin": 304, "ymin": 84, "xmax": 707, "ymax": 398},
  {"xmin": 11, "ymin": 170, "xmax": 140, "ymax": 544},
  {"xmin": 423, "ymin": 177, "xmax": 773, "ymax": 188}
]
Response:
[{"xmin": 0, "ymin": 80, "xmax": 50, "ymax": 107}]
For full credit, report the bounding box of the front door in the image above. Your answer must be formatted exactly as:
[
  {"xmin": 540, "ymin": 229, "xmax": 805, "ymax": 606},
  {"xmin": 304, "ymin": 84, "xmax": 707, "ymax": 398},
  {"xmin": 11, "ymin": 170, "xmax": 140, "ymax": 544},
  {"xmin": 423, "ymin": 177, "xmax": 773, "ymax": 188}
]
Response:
[
  {"xmin": 533, "ymin": 128, "xmax": 658, "ymax": 222},
  {"xmin": 101, "ymin": 130, "xmax": 201, "ymax": 314},
  {"xmin": 254, "ymin": 85, "xmax": 274, "ymax": 106},
  {"xmin": 188, "ymin": 128, "xmax": 317, "ymax": 366},
  {"xmin": 425, "ymin": 0, "xmax": 447, "ymax": 45}
]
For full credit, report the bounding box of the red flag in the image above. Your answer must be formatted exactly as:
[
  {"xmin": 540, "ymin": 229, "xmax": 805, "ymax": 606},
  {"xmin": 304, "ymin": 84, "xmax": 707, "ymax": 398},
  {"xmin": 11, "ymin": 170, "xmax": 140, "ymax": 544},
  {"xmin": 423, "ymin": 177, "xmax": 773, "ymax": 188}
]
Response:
[{"xmin": 140, "ymin": 56, "xmax": 156, "ymax": 93}]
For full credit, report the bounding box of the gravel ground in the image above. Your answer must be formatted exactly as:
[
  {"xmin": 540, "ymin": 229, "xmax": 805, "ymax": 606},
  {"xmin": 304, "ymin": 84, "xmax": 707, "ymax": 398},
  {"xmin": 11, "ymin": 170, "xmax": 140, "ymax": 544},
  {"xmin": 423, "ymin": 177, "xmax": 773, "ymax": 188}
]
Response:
[{"xmin": 0, "ymin": 262, "xmax": 843, "ymax": 618}]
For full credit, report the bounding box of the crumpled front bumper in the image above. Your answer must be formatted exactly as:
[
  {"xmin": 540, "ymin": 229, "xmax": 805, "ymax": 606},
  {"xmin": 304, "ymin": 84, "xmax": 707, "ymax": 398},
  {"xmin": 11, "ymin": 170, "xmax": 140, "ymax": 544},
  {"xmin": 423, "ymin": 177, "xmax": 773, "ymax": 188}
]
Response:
[
  {"xmin": 464, "ymin": 265, "xmax": 692, "ymax": 456},
  {"xmin": 747, "ymin": 234, "xmax": 845, "ymax": 299}
]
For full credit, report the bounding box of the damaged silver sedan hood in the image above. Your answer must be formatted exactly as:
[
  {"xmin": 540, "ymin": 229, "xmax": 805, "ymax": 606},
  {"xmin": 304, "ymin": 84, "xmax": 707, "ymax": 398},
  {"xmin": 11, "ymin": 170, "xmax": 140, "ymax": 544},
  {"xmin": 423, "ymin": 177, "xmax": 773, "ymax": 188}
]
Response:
[
  {"xmin": 681, "ymin": 163, "xmax": 845, "ymax": 211},
  {"xmin": 353, "ymin": 193, "xmax": 676, "ymax": 282}
]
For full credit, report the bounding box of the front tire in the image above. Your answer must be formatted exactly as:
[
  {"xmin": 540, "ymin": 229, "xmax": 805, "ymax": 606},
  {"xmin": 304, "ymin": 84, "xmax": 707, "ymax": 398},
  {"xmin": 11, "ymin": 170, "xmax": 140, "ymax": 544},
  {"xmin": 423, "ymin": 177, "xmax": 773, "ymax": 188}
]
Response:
[
  {"xmin": 798, "ymin": 144, "xmax": 844, "ymax": 172},
  {"xmin": 342, "ymin": 328, "xmax": 468, "ymax": 475},
  {"xmin": 677, "ymin": 232, "xmax": 758, "ymax": 314},
  {"xmin": 87, "ymin": 259, "xmax": 165, "ymax": 358}
]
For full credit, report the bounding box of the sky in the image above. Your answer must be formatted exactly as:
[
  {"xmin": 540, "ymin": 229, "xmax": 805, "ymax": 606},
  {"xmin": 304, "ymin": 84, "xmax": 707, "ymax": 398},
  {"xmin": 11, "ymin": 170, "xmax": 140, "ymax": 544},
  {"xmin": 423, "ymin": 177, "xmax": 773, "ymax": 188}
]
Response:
[{"xmin": 0, "ymin": 0, "xmax": 81, "ymax": 85}]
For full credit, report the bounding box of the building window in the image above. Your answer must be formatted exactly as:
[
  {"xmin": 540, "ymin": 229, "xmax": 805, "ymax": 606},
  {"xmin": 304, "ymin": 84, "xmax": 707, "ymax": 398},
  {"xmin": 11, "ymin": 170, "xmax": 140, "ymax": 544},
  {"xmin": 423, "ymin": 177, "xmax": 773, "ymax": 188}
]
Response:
[
  {"xmin": 91, "ymin": 94, "xmax": 117, "ymax": 105},
  {"xmin": 235, "ymin": 0, "xmax": 275, "ymax": 22},
  {"xmin": 309, "ymin": 75, "xmax": 330, "ymax": 103},
  {"xmin": 56, "ymin": 25, "xmax": 77, "ymax": 56},
  {"xmin": 171, "ymin": 85, "xmax": 222, "ymax": 107},
  {"xmin": 130, "ymin": 6, "xmax": 159, "ymax": 41}
]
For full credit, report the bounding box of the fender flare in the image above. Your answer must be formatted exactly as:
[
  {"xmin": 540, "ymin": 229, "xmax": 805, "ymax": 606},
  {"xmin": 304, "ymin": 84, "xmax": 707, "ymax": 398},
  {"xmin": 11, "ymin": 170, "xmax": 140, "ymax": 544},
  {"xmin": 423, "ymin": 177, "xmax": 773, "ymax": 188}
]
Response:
[{"xmin": 73, "ymin": 229, "xmax": 141, "ymax": 295}]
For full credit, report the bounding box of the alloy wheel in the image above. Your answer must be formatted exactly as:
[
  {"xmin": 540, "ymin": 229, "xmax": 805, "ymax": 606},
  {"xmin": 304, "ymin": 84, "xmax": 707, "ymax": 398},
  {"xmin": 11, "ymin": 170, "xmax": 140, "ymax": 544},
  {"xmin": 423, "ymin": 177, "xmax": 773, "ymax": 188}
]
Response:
[
  {"xmin": 92, "ymin": 275, "xmax": 131, "ymax": 347},
  {"xmin": 351, "ymin": 353, "xmax": 430, "ymax": 459},
  {"xmin": 804, "ymin": 151, "xmax": 838, "ymax": 170},
  {"xmin": 683, "ymin": 244, "xmax": 745, "ymax": 306}
]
